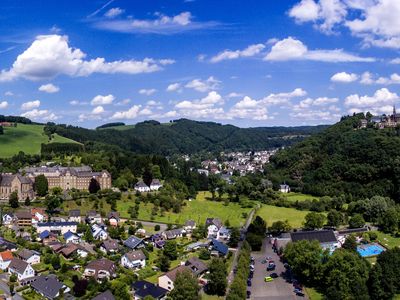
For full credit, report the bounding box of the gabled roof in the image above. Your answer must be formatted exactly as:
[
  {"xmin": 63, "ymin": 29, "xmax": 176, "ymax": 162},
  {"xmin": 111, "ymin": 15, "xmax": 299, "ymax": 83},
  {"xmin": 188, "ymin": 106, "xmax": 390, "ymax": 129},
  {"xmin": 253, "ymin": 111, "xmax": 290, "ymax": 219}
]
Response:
[
  {"xmin": 69, "ymin": 209, "xmax": 81, "ymax": 217},
  {"xmin": 150, "ymin": 179, "xmax": 162, "ymax": 186},
  {"xmin": 9, "ymin": 258, "xmax": 29, "ymax": 274},
  {"xmin": 124, "ymin": 250, "xmax": 146, "ymax": 262},
  {"xmin": 92, "ymin": 290, "xmax": 115, "ymax": 300},
  {"xmin": 0, "ymin": 250, "xmax": 13, "ymax": 261},
  {"xmin": 15, "ymin": 210, "xmax": 31, "ymax": 219},
  {"xmin": 18, "ymin": 249, "xmax": 38, "ymax": 260},
  {"xmin": 135, "ymin": 181, "xmax": 149, "ymax": 188},
  {"xmin": 211, "ymin": 239, "xmax": 228, "ymax": 256},
  {"xmin": 101, "ymin": 239, "xmax": 119, "ymax": 251},
  {"xmin": 57, "ymin": 243, "xmax": 79, "ymax": 257},
  {"xmin": 290, "ymin": 230, "xmax": 337, "ymax": 244},
  {"xmin": 124, "ymin": 236, "xmax": 144, "ymax": 249},
  {"xmin": 37, "ymin": 221, "xmax": 78, "ymax": 227},
  {"xmin": 131, "ymin": 280, "xmax": 168, "ymax": 299},
  {"xmin": 86, "ymin": 258, "xmax": 116, "ymax": 274},
  {"xmin": 39, "ymin": 230, "xmax": 50, "ymax": 240},
  {"xmin": 184, "ymin": 220, "xmax": 196, "ymax": 227},
  {"xmin": 185, "ymin": 257, "xmax": 208, "ymax": 276},
  {"xmin": 63, "ymin": 230, "xmax": 79, "ymax": 240},
  {"xmin": 0, "ymin": 237, "xmax": 17, "ymax": 250},
  {"xmin": 206, "ymin": 218, "xmax": 222, "ymax": 229},
  {"xmin": 31, "ymin": 275, "xmax": 64, "ymax": 300},
  {"xmin": 107, "ymin": 211, "xmax": 120, "ymax": 220}
]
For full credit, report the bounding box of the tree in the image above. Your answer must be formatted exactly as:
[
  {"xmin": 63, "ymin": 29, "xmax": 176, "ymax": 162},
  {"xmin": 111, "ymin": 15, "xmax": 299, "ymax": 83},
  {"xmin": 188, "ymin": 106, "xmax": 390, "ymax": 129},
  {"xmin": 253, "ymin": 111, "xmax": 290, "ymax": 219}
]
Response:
[
  {"xmin": 247, "ymin": 216, "xmax": 267, "ymax": 236},
  {"xmin": 44, "ymin": 194, "xmax": 62, "ymax": 213},
  {"xmin": 199, "ymin": 249, "xmax": 211, "ymax": 260},
  {"xmin": 154, "ymin": 224, "xmax": 160, "ymax": 231},
  {"xmin": 323, "ymin": 249, "xmax": 370, "ymax": 300},
  {"xmin": 303, "ymin": 212, "xmax": 326, "ymax": 230},
  {"xmin": 168, "ymin": 270, "xmax": 200, "ymax": 300},
  {"xmin": 0, "ymin": 126, "xmax": 3, "ymax": 135},
  {"xmin": 246, "ymin": 232, "xmax": 263, "ymax": 251},
  {"xmin": 349, "ymin": 214, "xmax": 365, "ymax": 228},
  {"xmin": 89, "ymin": 178, "xmax": 101, "ymax": 194},
  {"xmin": 342, "ymin": 235, "xmax": 357, "ymax": 252},
  {"xmin": 84, "ymin": 226, "xmax": 94, "ymax": 243},
  {"xmin": 24, "ymin": 196, "xmax": 30, "ymax": 206},
  {"xmin": 326, "ymin": 210, "xmax": 343, "ymax": 228},
  {"xmin": 268, "ymin": 220, "xmax": 292, "ymax": 235},
  {"xmin": 228, "ymin": 227, "xmax": 241, "ymax": 247},
  {"xmin": 206, "ymin": 258, "xmax": 227, "ymax": 296},
  {"xmin": 35, "ymin": 174, "xmax": 49, "ymax": 197},
  {"xmin": 51, "ymin": 255, "xmax": 61, "ymax": 270},
  {"xmin": 163, "ymin": 240, "xmax": 178, "ymax": 260},
  {"xmin": 379, "ymin": 208, "xmax": 399, "ymax": 233},
  {"xmin": 284, "ymin": 240, "xmax": 325, "ymax": 286},
  {"xmin": 158, "ymin": 254, "xmax": 170, "ymax": 272},
  {"xmin": 9, "ymin": 191, "xmax": 19, "ymax": 208}
]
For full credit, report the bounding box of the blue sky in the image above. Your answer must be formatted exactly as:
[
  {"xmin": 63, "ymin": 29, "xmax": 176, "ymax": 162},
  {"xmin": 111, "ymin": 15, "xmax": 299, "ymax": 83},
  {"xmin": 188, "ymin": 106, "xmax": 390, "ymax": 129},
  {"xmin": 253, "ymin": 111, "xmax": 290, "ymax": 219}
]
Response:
[{"xmin": 0, "ymin": 0, "xmax": 400, "ymax": 128}]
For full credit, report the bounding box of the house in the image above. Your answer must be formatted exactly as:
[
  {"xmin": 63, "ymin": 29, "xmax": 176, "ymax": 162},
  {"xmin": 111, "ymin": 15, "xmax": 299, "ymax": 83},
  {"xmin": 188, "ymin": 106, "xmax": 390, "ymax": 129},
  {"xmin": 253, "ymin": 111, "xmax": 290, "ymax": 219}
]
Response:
[
  {"xmin": 107, "ymin": 212, "xmax": 120, "ymax": 227},
  {"xmin": 290, "ymin": 230, "xmax": 339, "ymax": 252},
  {"xmin": 151, "ymin": 234, "xmax": 165, "ymax": 249},
  {"xmin": 210, "ymin": 239, "xmax": 228, "ymax": 257},
  {"xmin": 84, "ymin": 258, "xmax": 116, "ymax": 281},
  {"xmin": 17, "ymin": 249, "xmax": 40, "ymax": 265},
  {"xmin": 150, "ymin": 179, "xmax": 162, "ymax": 191},
  {"xmin": 8, "ymin": 258, "xmax": 35, "ymax": 281},
  {"xmin": 56, "ymin": 243, "xmax": 79, "ymax": 259},
  {"xmin": 131, "ymin": 280, "xmax": 168, "ymax": 300},
  {"xmin": 0, "ymin": 237, "xmax": 17, "ymax": 251},
  {"xmin": 15, "ymin": 210, "xmax": 32, "ymax": 227},
  {"xmin": 36, "ymin": 221, "xmax": 78, "ymax": 235},
  {"xmin": 86, "ymin": 210, "xmax": 102, "ymax": 224},
  {"xmin": 205, "ymin": 218, "xmax": 223, "ymax": 239},
  {"xmin": 63, "ymin": 231, "xmax": 81, "ymax": 244},
  {"xmin": 162, "ymin": 228, "xmax": 185, "ymax": 240},
  {"xmin": 134, "ymin": 181, "xmax": 150, "ymax": 193},
  {"xmin": 31, "ymin": 208, "xmax": 48, "ymax": 224},
  {"xmin": 185, "ymin": 257, "xmax": 208, "ymax": 277},
  {"xmin": 124, "ymin": 236, "xmax": 145, "ymax": 250},
  {"xmin": 68, "ymin": 209, "xmax": 81, "ymax": 223},
  {"xmin": 158, "ymin": 265, "xmax": 191, "ymax": 291},
  {"xmin": 100, "ymin": 239, "xmax": 120, "ymax": 254},
  {"xmin": 279, "ymin": 183, "xmax": 290, "ymax": 193},
  {"xmin": 121, "ymin": 250, "xmax": 146, "ymax": 270},
  {"xmin": 0, "ymin": 250, "xmax": 13, "ymax": 270},
  {"xmin": 185, "ymin": 241, "xmax": 208, "ymax": 252},
  {"xmin": 219, "ymin": 227, "xmax": 231, "ymax": 240},
  {"xmin": 76, "ymin": 242, "xmax": 96, "ymax": 258},
  {"xmin": 2, "ymin": 213, "xmax": 14, "ymax": 225},
  {"xmin": 183, "ymin": 220, "xmax": 196, "ymax": 232},
  {"xmin": 92, "ymin": 290, "xmax": 115, "ymax": 300},
  {"xmin": 92, "ymin": 224, "xmax": 108, "ymax": 241},
  {"xmin": 30, "ymin": 275, "xmax": 70, "ymax": 300}
]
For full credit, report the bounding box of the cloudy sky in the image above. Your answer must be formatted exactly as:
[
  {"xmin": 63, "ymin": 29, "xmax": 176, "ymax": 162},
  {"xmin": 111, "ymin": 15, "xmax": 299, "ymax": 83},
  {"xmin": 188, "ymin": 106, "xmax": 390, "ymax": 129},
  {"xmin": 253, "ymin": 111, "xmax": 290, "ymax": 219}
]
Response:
[{"xmin": 0, "ymin": 0, "xmax": 400, "ymax": 127}]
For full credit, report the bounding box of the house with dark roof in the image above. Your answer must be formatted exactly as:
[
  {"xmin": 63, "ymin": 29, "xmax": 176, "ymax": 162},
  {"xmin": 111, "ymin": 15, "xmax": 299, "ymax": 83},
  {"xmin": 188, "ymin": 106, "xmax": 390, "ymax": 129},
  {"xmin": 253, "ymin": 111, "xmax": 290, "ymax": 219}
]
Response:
[
  {"xmin": 17, "ymin": 249, "xmax": 40, "ymax": 265},
  {"xmin": 84, "ymin": 258, "xmax": 116, "ymax": 281},
  {"xmin": 161, "ymin": 228, "xmax": 185, "ymax": 240},
  {"xmin": 124, "ymin": 235, "xmax": 145, "ymax": 250},
  {"xmin": 15, "ymin": 210, "xmax": 32, "ymax": 227},
  {"xmin": 86, "ymin": 210, "xmax": 102, "ymax": 224},
  {"xmin": 290, "ymin": 230, "xmax": 339, "ymax": 251},
  {"xmin": 8, "ymin": 257, "xmax": 35, "ymax": 281},
  {"xmin": 56, "ymin": 243, "xmax": 79, "ymax": 259},
  {"xmin": 151, "ymin": 234, "xmax": 165, "ymax": 249},
  {"xmin": 36, "ymin": 221, "xmax": 78, "ymax": 235},
  {"xmin": 63, "ymin": 230, "xmax": 81, "ymax": 244},
  {"xmin": 0, "ymin": 237, "xmax": 17, "ymax": 251},
  {"xmin": 183, "ymin": 220, "xmax": 196, "ymax": 232},
  {"xmin": 68, "ymin": 209, "xmax": 81, "ymax": 223},
  {"xmin": 185, "ymin": 257, "xmax": 208, "ymax": 277},
  {"xmin": 30, "ymin": 275, "xmax": 70, "ymax": 300},
  {"xmin": 210, "ymin": 239, "xmax": 229, "ymax": 257},
  {"xmin": 100, "ymin": 239, "xmax": 120, "ymax": 254},
  {"xmin": 121, "ymin": 250, "xmax": 146, "ymax": 270},
  {"xmin": 131, "ymin": 280, "xmax": 168, "ymax": 300},
  {"xmin": 107, "ymin": 212, "xmax": 120, "ymax": 227},
  {"xmin": 91, "ymin": 290, "xmax": 115, "ymax": 300},
  {"xmin": 158, "ymin": 265, "xmax": 192, "ymax": 291},
  {"xmin": 2, "ymin": 213, "xmax": 14, "ymax": 226},
  {"xmin": 205, "ymin": 218, "xmax": 223, "ymax": 239},
  {"xmin": 134, "ymin": 181, "xmax": 150, "ymax": 193},
  {"xmin": 150, "ymin": 179, "xmax": 163, "ymax": 191}
]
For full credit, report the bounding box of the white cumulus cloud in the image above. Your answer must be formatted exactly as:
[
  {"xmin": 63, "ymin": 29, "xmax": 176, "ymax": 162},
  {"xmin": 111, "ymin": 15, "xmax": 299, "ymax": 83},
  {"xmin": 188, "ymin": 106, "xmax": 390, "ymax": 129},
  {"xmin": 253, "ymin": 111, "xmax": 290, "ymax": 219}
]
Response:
[
  {"xmin": 91, "ymin": 94, "xmax": 115, "ymax": 106},
  {"xmin": 185, "ymin": 76, "xmax": 220, "ymax": 92},
  {"xmin": 139, "ymin": 88, "xmax": 157, "ymax": 96},
  {"xmin": 38, "ymin": 83, "xmax": 60, "ymax": 93},
  {"xmin": 21, "ymin": 109, "xmax": 58, "ymax": 121},
  {"xmin": 331, "ymin": 72, "xmax": 359, "ymax": 82},
  {"xmin": 210, "ymin": 43, "xmax": 266, "ymax": 63},
  {"xmin": 111, "ymin": 105, "xmax": 142, "ymax": 120},
  {"xmin": 21, "ymin": 100, "xmax": 41, "ymax": 110},
  {"xmin": 0, "ymin": 101, "xmax": 8, "ymax": 109}
]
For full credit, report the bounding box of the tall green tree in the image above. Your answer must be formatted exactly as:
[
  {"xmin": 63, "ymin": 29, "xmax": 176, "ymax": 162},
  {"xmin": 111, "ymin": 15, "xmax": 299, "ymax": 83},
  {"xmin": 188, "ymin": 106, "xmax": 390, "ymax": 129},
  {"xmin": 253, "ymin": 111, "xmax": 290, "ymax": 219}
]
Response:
[
  {"xmin": 35, "ymin": 174, "xmax": 49, "ymax": 197},
  {"xmin": 303, "ymin": 212, "xmax": 326, "ymax": 230},
  {"xmin": 326, "ymin": 210, "xmax": 343, "ymax": 227},
  {"xmin": 207, "ymin": 258, "xmax": 227, "ymax": 296},
  {"xmin": 168, "ymin": 270, "xmax": 200, "ymax": 300},
  {"xmin": 9, "ymin": 191, "xmax": 19, "ymax": 208},
  {"xmin": 349, "ymin": 214, "xmax": 365, "ymax": 228},
  {"xmin": 163, "ymin": 240, "xmax": 178, "ymax": 260},
  {"xmin": 88, "ymin": 178, "xmax": 101, "ymax": 194}
]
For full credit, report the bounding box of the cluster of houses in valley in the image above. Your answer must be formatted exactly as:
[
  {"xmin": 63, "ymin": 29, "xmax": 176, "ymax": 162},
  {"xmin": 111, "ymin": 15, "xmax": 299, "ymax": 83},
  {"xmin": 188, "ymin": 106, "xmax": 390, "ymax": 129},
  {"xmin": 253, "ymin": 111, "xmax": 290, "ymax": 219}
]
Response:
[
  {"xmin": 197, "ymin": 150, "xmax": 277, "ymax": 180},
  {"xmin": 0, "ymin": 205, "xmax": 233, "ymax": 299}
]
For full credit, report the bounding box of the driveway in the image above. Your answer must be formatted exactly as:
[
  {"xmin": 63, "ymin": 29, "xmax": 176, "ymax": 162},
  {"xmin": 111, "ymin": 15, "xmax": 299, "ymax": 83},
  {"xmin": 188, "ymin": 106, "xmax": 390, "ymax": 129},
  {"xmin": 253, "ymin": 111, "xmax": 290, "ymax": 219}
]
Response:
[{"xmin": 249, "ymin": 238, "xmax": 308, "ymax": 300}]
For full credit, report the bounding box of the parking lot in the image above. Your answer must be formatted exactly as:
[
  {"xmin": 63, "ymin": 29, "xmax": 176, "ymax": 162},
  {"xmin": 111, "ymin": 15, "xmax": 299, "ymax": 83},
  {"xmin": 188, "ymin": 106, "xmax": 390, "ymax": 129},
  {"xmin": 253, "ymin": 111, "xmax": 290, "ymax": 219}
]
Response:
[{"xmin": 248, "ymin": 238, "xmax": 308, "ymax": 300}]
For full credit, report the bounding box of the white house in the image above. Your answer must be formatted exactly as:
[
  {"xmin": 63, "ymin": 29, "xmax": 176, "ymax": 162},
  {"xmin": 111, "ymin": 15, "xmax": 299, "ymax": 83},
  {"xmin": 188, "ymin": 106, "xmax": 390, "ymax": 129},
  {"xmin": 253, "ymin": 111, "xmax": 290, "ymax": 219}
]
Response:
[
  {"xmin": 158, "ymin": 265, "xmax": 191, "ymax": 291},
  {"xmin": 68, "ymin": 210, "xmax": 82, "ymax": 223},
  {"xmin": 107, "ymin": 212, "xmax": 120, "ymax": 227},
  {"xmin": 92, "ymin": 224, "xmax": 108, "ymax": 241},
  {"xmin": 0, "ymin": 250, "xmax": 13, "ymax": 270},
  {"xmin": 121, "ymin": 250, "xmax": 146, "ymax": 270},
  {"xmin": 8, "ymin": 258, "xmax": 35, "ymax": 281},
  {"xmin": 17, "ymin": 249, "xmax": 40, "ymax": 265},
  {"xmin": 86, "ymin": 211, "xmax": 102, "ymax": 224},
  {"xmin": 162, "ymin": 228, "xmax": 186, "ymax": 240},
  {"xmin": 63, "ymin": 231, "xmax": 81, "ymax": 244},
  {"xmin": 134, "ymin": 181, "xmax": 150, "ymax": 193},
  {"xmin": 2, "ymin": 213, "xmax": 14, "ymax": 226},
  {"xmin": 149, "ymin": 179, "xmax": 162, "ymax": 191},
  {"xmin": 205, "ymin": 218, "xmax": 223, "ymax": 239},
  {"xmin": 183, "ymin": 220, "xmax": 196, "ymax": 232},
  {"xmin": 280, "ymin": 184, "xmax": 290, "ymax": 193},
  {"xmin": 36, "ymin": 222, "xmax": 78, "ymax": 235}
]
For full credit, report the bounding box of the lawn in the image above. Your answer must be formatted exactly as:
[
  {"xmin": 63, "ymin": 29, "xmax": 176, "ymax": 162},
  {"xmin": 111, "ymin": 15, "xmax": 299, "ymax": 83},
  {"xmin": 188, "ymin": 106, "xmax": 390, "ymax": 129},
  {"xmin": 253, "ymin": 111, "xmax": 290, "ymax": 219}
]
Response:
[
  {"xmin": 374, "ymin": 231, "xmax": 400, "ymax": 249},
  {"xmin": 0, "ymin": 123, "xmax": 78, "ymax": 157},
  {"xmin": 284, "ymin": 192, "xmax": 320, "ymax": 202},
  {"xmin": 256, "ymin": 204, "xmax": 311, "ymax": 228},
  {"xmin": 117, "ymin": 191, "xmax": 253, "ymax": 226},
  {"xmin": 306, "ymin": 287, "xmax": 323, "ymax": 300}
]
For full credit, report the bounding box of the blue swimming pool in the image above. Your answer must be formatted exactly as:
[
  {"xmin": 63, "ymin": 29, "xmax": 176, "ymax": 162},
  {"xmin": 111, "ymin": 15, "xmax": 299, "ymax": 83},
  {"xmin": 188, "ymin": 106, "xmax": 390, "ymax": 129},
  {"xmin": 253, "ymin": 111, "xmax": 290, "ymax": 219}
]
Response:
[{"xmin": 357, "ymin": 243, "xmax": 386, "ymax": 257}]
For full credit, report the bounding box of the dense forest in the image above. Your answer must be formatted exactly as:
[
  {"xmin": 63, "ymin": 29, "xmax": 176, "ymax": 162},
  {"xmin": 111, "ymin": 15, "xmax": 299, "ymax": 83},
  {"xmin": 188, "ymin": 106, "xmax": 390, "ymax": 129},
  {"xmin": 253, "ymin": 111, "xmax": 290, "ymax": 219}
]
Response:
[
  {"xmin": 267, "ymin": 113, "xmax": 400, "ymax": 200},
  {"xmin": 46, "ymin": 119, "xmax": 327, "ymax": 155}
]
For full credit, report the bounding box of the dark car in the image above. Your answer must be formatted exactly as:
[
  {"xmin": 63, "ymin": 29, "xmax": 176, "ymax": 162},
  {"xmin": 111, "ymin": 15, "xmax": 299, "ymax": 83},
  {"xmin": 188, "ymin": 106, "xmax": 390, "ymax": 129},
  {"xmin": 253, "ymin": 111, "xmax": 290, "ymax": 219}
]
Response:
[
  {"xmin": 267, "ymin": 264, "xmax": 276, "ymax": 271},
  {"xmin": 248, "ymin": 272, "xmax": 253, "ymax": 279},
  {"xmin": 247, "ymin": 279, "xmax": 252, "ymax": 287},
  {"xmin": 270, "ymin": 272, "xmax": 279, "ymax": 278},
  {"xmin": 295, "ymin": 291, "xmax": 305, "ymax": 297},
  {"xmin": 246, "ymin": 290, "xmax": 251, "ymax": 298}
]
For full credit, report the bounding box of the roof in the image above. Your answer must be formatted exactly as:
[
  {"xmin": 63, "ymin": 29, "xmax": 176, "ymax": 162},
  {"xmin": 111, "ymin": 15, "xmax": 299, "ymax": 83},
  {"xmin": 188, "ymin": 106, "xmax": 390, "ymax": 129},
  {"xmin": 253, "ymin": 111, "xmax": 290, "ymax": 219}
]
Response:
[
  {"xmin": 86, "ymin": 258, "xmax": 116, "ymax": 274},
  {"xmin": 162, "ymin": 265, "xmax": 191, "ymax": 282},
  {"xmin": 39, "ymin": 230, "xmax": 50, "ymax": 240},
  {"xmin": 37, "ymin": 221, "xmax": 78, "ymax": 227},
  {"xmin": 150, "ymin": 179, "xmax": 162, "ymax": 186},
  {"xmin": 211, "ymin": 239, "xmax": 229, "ymax": 255},
  {"xmin": 124, "ymin": 250, "xmax": 146, "ymax": 262},
  {"xmin": 290, "ymin": 230, "xmax": 338, "ymax": 244},
  {"xmin": 0, "ymin": 238, "xmax": 17, "ymax": 250},
  {"xmin": 15, "ymin": 210, "xmax": 31, "ymax": 219},
  {"xmin": 69, "ymin": 209, "xmax": 81, "ymax": 217},
  {"xmin": 57, "ymin": 243, "xmax": 78, "ymax": 257},
  {"xmin": 18, "ymin": 249, "xmax": 38, "ymax": 260},
  {"xmin": 9, "ymin": 258, "xmax": 29, "ymax": 274},
  {"xmin": 101, "ymin": 239, "xmax": 119, "ymax": 251},
  {"xmin": 0, "ymin": 250, "xmax": 13, "ymax": 261},
  {"xmin": 185, "ymin": 257, "xmax": 208, "ymax": 276},
  {"xmin": 87, "ymin": 210, "xmax": 100, "ymax": 217},
  {"xmin": 63, "ymin": 230, "xmax": 78, "ymax": 240},
  {"xmin": 205, "ymin": 218, "xmax": 222, "ymax": 229},
  {"xmin": 31, "ymin": 275, "xmax": 64, "ymax": 300},
  {"xmin": 91, "ymin": 290, "xmax": 115, "ymax": 300},
  {"xmin": 131, "ymin": 281, "xmax": 168, "ymax": 299},
  {"xmin": 124, "ymin": 236, "xmax": 144, "ymax": 249},
  {"xmin": 107, "ymin": 211, "xmax": 120, "ymax": 220},
  {"xmin": 163, "ymin": 228, "xmax": 184, "ymax": 239},
  {"xmin": 184, "ymin": 220, "xmax": 196, "ymax": 227},
  {"xmin": 135, "ymin": 181, "xmax": 148, "ymax": 188},
  {"xmin": 0, "ymin": 174, "xmax": 15, "ymax": 186}
]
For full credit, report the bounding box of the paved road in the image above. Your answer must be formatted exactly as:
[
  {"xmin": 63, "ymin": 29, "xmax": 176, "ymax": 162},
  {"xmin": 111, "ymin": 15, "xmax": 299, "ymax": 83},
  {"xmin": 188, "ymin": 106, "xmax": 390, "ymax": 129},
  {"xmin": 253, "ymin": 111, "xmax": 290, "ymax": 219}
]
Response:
[
  {"xmin": 0, "ymin": 273, "xmax": 23, "ymax": 300},
  {"xmin": 249, "ymin": 238, "xmax": 308, "ymax": 300}
]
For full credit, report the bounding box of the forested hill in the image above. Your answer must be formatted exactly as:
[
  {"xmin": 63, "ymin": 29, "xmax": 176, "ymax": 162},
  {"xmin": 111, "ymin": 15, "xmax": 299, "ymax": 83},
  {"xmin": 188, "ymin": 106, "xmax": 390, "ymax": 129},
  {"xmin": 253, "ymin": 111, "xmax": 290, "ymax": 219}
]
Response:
[
  {"xmin": 48, "ymin": 119, "xmax": 327, "ymax": 155},
  {"xmin": 267, "ymin": 114, "xmax": 400, "ymax": 200}
]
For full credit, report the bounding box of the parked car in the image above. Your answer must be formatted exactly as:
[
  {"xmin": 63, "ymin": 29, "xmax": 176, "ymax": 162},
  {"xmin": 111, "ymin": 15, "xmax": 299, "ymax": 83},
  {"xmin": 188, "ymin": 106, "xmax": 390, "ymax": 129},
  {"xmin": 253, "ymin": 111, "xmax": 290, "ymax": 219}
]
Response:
[
  {"xmin": 264, "ymin": 276, "xmax": 274, "ymax": 282},
  {"xmin": 246, "ymin": 291, "xmax": 251, "ymax": 299},
  {"xmin": 247, "ymin": 279, "xmax": 252, "ymax": 287},
  {"xmin": 261, "ymin": 259, "xmax": 268, "ymax": 264},
  {"xmin": 267, "ymin": 263, "xmax": 276, "ymax": 271},
  {"xmin": 270, "ymin": 272, "xmax": 278, "ymax": 278}
]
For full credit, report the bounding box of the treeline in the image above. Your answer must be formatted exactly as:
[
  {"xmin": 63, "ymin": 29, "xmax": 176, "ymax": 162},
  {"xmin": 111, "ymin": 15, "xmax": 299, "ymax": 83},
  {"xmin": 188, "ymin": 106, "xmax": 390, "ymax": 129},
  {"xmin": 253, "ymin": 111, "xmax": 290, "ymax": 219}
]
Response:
[
  {"xmin": 0, "ymin": 115, "xmax": 32, "ymax": 124},
  {"xmin": 45, "ymin": 119, "xmax": 327, "ymax": 155},
  {"xmin": 41, "ymin": 143, "xmax": 84, "ymax": 156},
  {"xmin": 96, "ymin": 122, "xmax": 125, "ymax": 129},
  {"xmin": 267, "ymin": 113, "xmax": 400, "ymax": 201}
]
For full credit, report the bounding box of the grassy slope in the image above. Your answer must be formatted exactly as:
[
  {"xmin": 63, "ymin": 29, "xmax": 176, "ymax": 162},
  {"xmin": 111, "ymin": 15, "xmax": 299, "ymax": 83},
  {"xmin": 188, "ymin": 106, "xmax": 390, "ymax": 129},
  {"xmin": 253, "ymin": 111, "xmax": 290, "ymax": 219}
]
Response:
[
  {"xmin": 256, "ymin": 204, "xmax": 310, "ymax": 228},
  {"xmin": 0, "ymin": 124, "xmax": 78, "ymax": 157}
]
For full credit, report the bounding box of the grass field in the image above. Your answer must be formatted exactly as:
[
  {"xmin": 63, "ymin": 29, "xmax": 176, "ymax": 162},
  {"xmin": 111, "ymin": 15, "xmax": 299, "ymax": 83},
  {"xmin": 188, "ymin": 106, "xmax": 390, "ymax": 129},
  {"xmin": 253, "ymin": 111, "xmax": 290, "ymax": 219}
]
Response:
[
  {"xmin": 306, "ymin": 288, "xmax": 323, "ymax": 300},
  {"xmin": 375, "ymin": 231, "xmax": 400, "ymax": 249},
  {"xmin": 284, "ymin": 192, "xmax": 320, "ymax": 202},
  {"xmin": 0, "ymin": 123, "xmax": 78, "ymax": 157},
  {"xmin": 256, "ymin": 204, "xmax": 310, "ymax": 228},
  {"xmin": 100, "ymin": 124, "xmax": 136, "ymax": 131}
]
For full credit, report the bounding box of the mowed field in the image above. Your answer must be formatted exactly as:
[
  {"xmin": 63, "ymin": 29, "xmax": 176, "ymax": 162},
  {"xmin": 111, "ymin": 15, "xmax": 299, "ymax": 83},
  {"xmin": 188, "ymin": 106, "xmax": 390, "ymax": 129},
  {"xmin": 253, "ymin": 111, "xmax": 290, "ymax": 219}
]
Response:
[
  {"xmin": 0, "ymin": 124, "xmax": 78, "ymax": 157},
  {"xmin": 256, "ymin": 204, "xmax": 310, "ymax": 228}
]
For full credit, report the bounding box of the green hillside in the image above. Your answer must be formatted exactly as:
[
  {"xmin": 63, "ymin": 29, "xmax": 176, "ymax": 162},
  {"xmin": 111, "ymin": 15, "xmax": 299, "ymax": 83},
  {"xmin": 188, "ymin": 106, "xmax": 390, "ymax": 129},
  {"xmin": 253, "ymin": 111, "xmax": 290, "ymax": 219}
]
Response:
[{"xmin": 0, "ymin": 123, "xmax": 79, "ymax": 157}]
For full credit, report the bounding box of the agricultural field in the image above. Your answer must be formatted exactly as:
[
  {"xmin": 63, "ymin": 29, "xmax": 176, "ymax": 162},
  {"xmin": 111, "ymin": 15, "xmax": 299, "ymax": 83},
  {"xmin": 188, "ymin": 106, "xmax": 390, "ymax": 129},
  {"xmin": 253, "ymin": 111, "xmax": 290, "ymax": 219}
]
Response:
[
  {"xmin": 256, "ymin": 204, "xmax": 311, "ymax": 228},
  {"xmin": 0, "ymin": 123, "xmax": 78, "ymax": 157}
]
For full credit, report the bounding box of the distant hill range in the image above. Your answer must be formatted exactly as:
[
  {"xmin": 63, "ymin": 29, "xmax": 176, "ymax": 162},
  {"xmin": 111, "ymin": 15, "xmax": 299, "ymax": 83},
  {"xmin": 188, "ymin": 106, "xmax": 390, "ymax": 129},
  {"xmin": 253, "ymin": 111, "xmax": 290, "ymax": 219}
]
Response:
[
  {"xmin": 267, "ymin": 113, "xmax": 400, "ymax": 200},
  {"xmin": 47, "ymin": 119, "xmax": 328, "ymax": 155}
]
